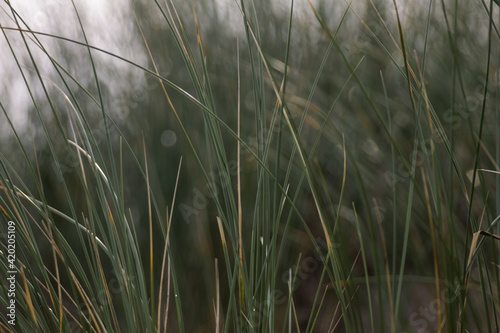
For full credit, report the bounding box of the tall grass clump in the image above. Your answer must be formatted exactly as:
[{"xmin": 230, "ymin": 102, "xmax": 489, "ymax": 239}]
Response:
[{"xmin": 1, "ymin": 0, "xmax": 500, "ymax": 331}]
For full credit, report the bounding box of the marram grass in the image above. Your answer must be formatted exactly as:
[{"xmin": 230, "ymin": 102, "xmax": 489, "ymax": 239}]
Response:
[{"xmin": 1, "ymin": 0, "xmax": 500, "ymax": 332}]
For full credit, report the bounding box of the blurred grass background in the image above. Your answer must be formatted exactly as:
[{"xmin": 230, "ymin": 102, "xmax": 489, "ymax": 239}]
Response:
[{"xmin": 1, "ymin": 0, "xmax": 500, "ymax": 332}]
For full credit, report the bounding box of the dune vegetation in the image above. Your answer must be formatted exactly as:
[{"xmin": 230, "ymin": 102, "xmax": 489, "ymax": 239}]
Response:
[{"xmin": 1, "ymin": 0, "xmax": 500, "ymax": 332}]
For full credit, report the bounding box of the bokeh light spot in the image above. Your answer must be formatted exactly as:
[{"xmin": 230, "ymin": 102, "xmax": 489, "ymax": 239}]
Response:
[{"xmin": 161, "ymin": 130, "xmax": 177, "ymax": 147}]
